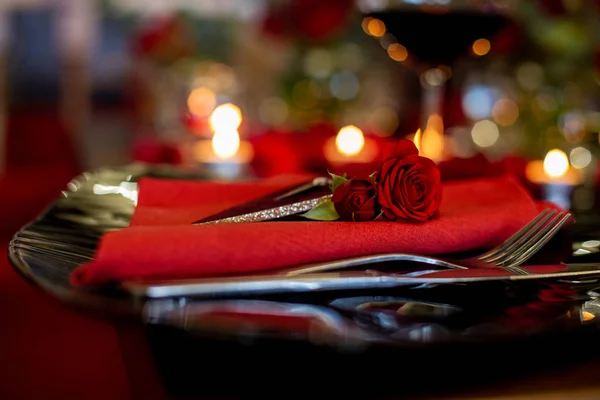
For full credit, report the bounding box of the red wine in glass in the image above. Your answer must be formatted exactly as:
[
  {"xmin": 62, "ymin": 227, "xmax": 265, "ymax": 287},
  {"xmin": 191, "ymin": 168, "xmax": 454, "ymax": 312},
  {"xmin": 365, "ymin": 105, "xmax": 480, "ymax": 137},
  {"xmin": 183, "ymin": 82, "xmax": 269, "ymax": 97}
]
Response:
[
  {"xmin": 366, "ymin": 9, "xmax": 509, "ymax": 66},
  {"xmin": 359, "ymin": 0, "xmax": 515, "ymax": 156}
]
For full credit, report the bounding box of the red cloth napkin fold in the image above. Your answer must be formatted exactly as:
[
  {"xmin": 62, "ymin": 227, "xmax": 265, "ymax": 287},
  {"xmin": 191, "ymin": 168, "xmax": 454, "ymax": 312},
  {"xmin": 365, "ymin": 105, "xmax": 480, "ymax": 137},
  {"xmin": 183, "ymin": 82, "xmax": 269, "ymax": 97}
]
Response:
[{"xmin": 71, "ymin": 174, "xmax": 540, "ymax": 286}]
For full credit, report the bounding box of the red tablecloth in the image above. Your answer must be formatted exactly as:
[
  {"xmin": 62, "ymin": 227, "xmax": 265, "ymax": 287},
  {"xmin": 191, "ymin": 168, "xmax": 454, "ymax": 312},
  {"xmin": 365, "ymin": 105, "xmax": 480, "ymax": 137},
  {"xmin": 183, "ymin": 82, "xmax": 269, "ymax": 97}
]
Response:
[{"xmin": 0, "ymin": 108, "xmax": 168, "ymax": 399}]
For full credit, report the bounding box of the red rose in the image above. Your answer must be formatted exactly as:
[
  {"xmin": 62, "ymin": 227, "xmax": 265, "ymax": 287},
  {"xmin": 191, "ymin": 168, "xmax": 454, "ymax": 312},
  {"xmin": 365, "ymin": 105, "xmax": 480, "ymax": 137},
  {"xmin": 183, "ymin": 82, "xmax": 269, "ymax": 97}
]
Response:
[
  {"xmin": 332, "ymin": 177, "xmax": 379, "ymax": 221},
  {"xmin": 377, "ymin": 140, "xmax": 442, "ymax": 222}
]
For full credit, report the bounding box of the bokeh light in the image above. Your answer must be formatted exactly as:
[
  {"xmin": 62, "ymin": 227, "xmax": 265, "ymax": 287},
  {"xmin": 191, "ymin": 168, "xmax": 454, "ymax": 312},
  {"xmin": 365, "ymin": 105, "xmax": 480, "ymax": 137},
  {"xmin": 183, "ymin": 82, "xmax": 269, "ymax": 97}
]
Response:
[
  {"xmin": 492, "ymin": 98, "xmax": 519, "ymax": 126},
  {"xmin": 516, "ymin": 62, "xmax": 544, "ymax": 92},
  {"xmin": 366, "ymin": 18, "xmax": 386, "ymax": 37},
  {"xmin": 211, "ymin": 130, "xmax": 240, "ymax": 159},
  {"xmin": 570, "ymin": 147, "xmax": 592, "ymax": 169},
  {"xmin": 387, "ymin": 43, "xmax": 408, "ymax": 62},
  {"xmin": 336, "ymin": 125, "xmax": 365, "ymax": 156},
  {"xmin": 329, "ymin": 71, "xmax": 359, "ymax": 100},
  {"xmin": 471, "ymin": 120, "xmax": 500, "ymax": 148},
  {"xmin": 209, "ymin": 103, "xmax": 242, "ymax": 132},
  {"xmin": 187, "ymin": 87, "xmax": 216, "ymax": 118},
  {"xmin": 462, "ymin": 85, "xmax": 498, "ymax": 120},
  {"xmin": 303, "ymin": 48, "xmax": 333, "ymax": 78},
  {"xmin": 543, "ymin": 149, "xmax": 569, "ymax": 177},
  {"xmin": 472, "ymin": 38, "xmax": 491, "ymax": 56}
]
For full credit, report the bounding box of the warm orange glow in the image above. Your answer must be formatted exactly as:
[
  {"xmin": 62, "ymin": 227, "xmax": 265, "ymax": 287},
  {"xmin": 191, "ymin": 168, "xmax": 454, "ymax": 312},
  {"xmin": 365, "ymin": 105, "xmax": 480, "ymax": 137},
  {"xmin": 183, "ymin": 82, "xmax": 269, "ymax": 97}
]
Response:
[
  {"xmin": 387, "ymin": 43, "xmax": 408, "ymax": 62},
  {"xmin": 361, "ymin": 17, "xmax": 373, "ymax": 34},
  {"xmin": 367, "ymin": 18, "xmax": 386, "ymax": 37},
  {"xmin": 412, "ymin": 129, "xmax": 422, "ymax": 153},
  {"xmin": 543, "ymin": 149, "xmax": 569, "ymax": 178},
  {"xmin": 582, "ymin": 311, "xmax": 596, "ymax": 321},
  {"xmin": 335, "ymin": 125, "xmax": 365, "ymax": 156},
  {"xmin": 472, "ymin": 38, "xmax": 491, "ymax": 56},
  {"xmin": 426, "ymin": 113, "xmax": 444, "ymax": 135},
  {"xmin": 420, "ymin": 114, "xmax": 444, "ymax": 162},
  {"xmin": 187, "ymin": 87, "xmax": 216, "ymax": 117},
  {"xmin": 324, "ymin": 136, "xmax": 378, "ymax": 164},
  {"xmin": 211, "ymin": 130, "xmax": 240, "ymax": 159},
  {"xmin": 193, "ymin": 138, "xmax": 254, "ymax": 164},
  {"xmin": 209, "ymin": 103, "xmax": 242, "ymax": 132},
  {"xmin": 525, "ymin": 159, "xmax": 582, "ymax": 185}
]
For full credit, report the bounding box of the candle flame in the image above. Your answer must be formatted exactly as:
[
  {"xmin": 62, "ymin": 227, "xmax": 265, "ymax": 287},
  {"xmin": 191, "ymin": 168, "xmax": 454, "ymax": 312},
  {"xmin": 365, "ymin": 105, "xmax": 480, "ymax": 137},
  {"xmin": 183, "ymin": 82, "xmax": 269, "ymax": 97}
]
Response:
[
  {"xmin": 543, "ymin": 149, "xmax": 569, "ymax": 178},
  {"xmin": 412, "ymin": 129, "xmax": 422, "ymax": 153},
  {"xmin": 212, "ymin": 129, "xmax": 240, "ymax": 159},
  {"xmin": 209, "ymin": 103, "xmax": 242, "ymax": 132},
  {"xmin": 335, "ymin": 125, "xmax": 365, "ymax": 156},
  {"xmin": 420, "ymin": 114, "xmax": 444, "ymax": 162}
]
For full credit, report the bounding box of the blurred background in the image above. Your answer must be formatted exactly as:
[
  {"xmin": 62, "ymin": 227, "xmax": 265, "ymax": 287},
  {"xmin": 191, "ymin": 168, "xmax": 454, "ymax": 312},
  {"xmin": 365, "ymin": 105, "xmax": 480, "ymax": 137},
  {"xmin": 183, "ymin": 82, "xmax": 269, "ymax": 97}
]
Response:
[{"xmin": 2, "ymin": 0, "xmax": 600, "ymax": 233}]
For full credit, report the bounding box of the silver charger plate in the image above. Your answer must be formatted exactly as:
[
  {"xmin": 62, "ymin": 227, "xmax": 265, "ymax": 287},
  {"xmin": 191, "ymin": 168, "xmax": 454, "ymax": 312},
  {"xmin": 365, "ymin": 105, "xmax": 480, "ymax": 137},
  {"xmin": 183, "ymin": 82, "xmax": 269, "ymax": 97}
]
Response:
[{"xmin": 8, "ymin": 163, "xmax": 600, "ymax": 349}]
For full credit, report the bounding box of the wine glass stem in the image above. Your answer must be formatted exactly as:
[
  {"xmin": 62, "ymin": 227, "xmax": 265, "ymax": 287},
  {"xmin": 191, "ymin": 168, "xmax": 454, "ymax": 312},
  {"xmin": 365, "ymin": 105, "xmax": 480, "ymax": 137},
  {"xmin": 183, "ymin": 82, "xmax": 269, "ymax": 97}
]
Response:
[{"xmin": 420, "ymin": 80, "xmax": 445, "ymax": 131}]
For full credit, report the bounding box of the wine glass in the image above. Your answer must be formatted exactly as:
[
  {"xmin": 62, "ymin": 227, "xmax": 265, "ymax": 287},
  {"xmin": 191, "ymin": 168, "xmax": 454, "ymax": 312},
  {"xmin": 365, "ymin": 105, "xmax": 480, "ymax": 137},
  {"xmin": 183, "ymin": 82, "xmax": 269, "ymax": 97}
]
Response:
[{"xmin": 357, "ymin": 0, "xmax": 516, "ymax": 159}]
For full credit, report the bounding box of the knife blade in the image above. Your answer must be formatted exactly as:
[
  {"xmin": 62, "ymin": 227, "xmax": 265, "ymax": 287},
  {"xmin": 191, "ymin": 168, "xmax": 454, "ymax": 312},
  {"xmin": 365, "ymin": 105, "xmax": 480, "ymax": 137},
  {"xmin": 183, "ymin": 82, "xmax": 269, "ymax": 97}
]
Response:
[
  {"xmin": 121, "ymin": 263, "xmax": 600, "ymax": 298},
  {"xmin": 192, "ymin": 176, "xmax": 332, "ymax": 225}
]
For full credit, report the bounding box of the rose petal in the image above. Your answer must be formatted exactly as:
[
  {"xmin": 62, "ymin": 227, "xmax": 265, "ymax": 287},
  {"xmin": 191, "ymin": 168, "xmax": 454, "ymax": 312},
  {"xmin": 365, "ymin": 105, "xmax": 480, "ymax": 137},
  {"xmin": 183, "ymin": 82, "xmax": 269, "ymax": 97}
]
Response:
[
  {"xmin": 334, "ymin": 202, "xmax": 353, "ymax": 221},
  {"xmin": 353, "ymin": 210, "xmax": 375, "ymax": 221},
  {"xmin": 382, "ymin": 139, "xmax": 419, "ymax": 162},
  {"xmin": 331, "ymin": 181, "xmax": 351, "ymax": 202}
]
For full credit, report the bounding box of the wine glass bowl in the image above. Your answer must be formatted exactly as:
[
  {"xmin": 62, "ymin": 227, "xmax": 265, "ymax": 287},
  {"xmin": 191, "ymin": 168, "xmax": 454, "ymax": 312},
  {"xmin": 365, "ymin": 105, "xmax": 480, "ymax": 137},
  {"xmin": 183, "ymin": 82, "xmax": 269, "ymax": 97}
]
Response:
[
  {"xmin": 358, "ymin": 0, "xmax": 515, "ymax": 62},
  {"xmin": 358, "ymin": 0, "xmax": 516, "ymax": 156}
]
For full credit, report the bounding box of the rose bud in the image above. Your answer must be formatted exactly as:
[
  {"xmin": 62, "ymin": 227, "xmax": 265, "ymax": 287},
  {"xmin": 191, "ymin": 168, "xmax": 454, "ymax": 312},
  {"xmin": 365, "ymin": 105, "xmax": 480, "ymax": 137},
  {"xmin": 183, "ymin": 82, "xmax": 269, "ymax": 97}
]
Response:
[{"xmin": 331, "ymin": 176, "xmax": 379, "ymax": 221}]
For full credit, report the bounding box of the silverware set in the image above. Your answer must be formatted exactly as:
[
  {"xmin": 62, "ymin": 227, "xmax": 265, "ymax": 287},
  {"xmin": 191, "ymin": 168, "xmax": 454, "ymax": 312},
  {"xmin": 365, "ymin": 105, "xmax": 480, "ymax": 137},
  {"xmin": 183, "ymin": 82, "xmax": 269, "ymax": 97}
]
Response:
[
  {"xmin": 277, "ymin": 208, "xmax": 573, "ymax": 276},
  {"xmin": 122, "ymin": 207, "xmax": 582, "ymax": 298},
  {"xmin": 22, "ymin": 171, "xmax": 587, "ymax": 298}
]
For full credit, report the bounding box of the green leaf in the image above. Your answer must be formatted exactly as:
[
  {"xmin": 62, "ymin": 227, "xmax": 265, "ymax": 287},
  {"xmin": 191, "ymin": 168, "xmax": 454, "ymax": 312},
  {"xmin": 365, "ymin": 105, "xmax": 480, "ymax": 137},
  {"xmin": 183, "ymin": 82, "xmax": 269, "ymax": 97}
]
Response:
[
  {"xmin": 329, "ymin": 172, "xmax": 348, "ymax": 193},
  {"xmin": 301, "ymin": 200, "xmax": 339, "ymax": 221}
]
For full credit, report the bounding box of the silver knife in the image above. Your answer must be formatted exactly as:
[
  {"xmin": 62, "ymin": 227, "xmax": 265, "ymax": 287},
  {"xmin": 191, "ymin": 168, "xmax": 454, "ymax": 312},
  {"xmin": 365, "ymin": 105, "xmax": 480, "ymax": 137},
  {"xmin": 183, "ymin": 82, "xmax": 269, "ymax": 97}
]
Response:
[{"xmin": 121, "ymin": 263, "xmax": 600, "ymax": 298}]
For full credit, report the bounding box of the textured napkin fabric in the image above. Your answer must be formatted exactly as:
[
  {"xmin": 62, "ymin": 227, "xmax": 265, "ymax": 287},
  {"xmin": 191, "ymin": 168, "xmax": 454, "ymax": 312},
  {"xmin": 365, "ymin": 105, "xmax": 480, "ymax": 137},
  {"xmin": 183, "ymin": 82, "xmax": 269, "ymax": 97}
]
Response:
[{"xmin": 71, "ymin": 174, "xmax": 539, "ymax": 286}]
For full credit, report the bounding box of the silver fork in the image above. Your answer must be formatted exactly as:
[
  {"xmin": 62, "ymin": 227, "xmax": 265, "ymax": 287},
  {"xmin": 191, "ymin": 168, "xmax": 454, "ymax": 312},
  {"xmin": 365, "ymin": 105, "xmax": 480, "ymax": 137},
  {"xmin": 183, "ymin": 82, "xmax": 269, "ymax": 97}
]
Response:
[{"xmin": 280, "ymin": 209, "xmax": 574, "ymax": 276}]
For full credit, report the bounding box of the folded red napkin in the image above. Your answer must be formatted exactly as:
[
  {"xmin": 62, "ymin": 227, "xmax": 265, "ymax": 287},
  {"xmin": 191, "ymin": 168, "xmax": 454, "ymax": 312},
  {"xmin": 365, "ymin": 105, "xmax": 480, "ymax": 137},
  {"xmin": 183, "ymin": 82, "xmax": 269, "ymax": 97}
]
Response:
[{"xmin": 71, "ymin": 174, "xmax": 540, "ymax": 286}]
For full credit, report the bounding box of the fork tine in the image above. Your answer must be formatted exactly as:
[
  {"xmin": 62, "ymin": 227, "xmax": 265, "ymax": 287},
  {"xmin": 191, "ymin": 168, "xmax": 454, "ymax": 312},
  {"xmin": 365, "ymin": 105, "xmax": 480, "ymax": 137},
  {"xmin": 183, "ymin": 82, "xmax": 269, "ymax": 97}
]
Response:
[
  {"xmin": 500, "ymin": 212, "xmax": 574, "ymax": 269},
  {"xmin": 493, "ymin": 211, "xmax": 566, "ymax": 266},
  {"xmin": 478, "ymin": 209, "xmax": 555, "ymax": 262},
  {"xmin": 504, "ymin": 265, "xmax": 530, "ymax": 275}
]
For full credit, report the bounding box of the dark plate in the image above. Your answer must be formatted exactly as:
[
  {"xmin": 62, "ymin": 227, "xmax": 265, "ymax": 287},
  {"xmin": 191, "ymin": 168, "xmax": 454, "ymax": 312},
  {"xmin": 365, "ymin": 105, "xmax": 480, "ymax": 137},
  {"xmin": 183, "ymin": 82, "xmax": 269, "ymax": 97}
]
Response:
[{"xmin": 8, "ymin": 164, "xmax": 600, "ymax": 359}]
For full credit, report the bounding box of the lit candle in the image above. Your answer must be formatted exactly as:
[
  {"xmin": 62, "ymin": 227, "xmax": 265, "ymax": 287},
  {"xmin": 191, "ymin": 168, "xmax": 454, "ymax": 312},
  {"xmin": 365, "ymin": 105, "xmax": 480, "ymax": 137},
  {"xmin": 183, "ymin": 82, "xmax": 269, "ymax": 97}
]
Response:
[
  {"xmin": 193, "ymin": 103, "xmax": 253, "ymax": 179},
  {"xmin": 324, "ymin": 125, "xmax": 378, "ymax": 164},
  {"xmin": 418, "ymin": 114, "xmax": 445, "ymax": 162},
  {"xmin": 525, "ymin": 149, "xmax": 583, "ymax": 209}
]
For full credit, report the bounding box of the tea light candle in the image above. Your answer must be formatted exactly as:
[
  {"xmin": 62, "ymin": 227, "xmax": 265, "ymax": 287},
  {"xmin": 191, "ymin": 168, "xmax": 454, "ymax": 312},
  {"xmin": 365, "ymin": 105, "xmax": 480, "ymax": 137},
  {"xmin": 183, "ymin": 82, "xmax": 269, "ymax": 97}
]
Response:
[
  {"xmin": 193, "ymin": 103, "xmax": 254, "ymax": 179},
  {"xmin": 525, "ymin": 149, "xmax": 583, "ymax": 209},
  {"xmin": 324, "ymin": 125, "xmax": 378, "ymax": 165},
  {"xmin": 193, "ymin": 133, "xmax": 254, "ymax": 179}
]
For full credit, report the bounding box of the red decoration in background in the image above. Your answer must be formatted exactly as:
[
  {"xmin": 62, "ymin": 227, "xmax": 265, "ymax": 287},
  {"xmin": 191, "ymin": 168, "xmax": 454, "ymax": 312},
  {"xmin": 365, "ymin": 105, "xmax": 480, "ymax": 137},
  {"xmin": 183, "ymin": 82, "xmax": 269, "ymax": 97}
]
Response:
[
  {"xmin": 247, "ymin": 125, "xmax": 547, "ymax": 204},
  {"xmin": 132, "ymin": 15, "xmax": 194, "ymax": 61},
  {"xmin": 250, "ymin": 130, "xmax": 305, "ymax": 177},
  {"xmin": 261, "ymin": 0, "xmax": 355, "ymax": 42},
  {"xmin": 132, "ymin": 136, "xmax": 182, "ymax": 165}
]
